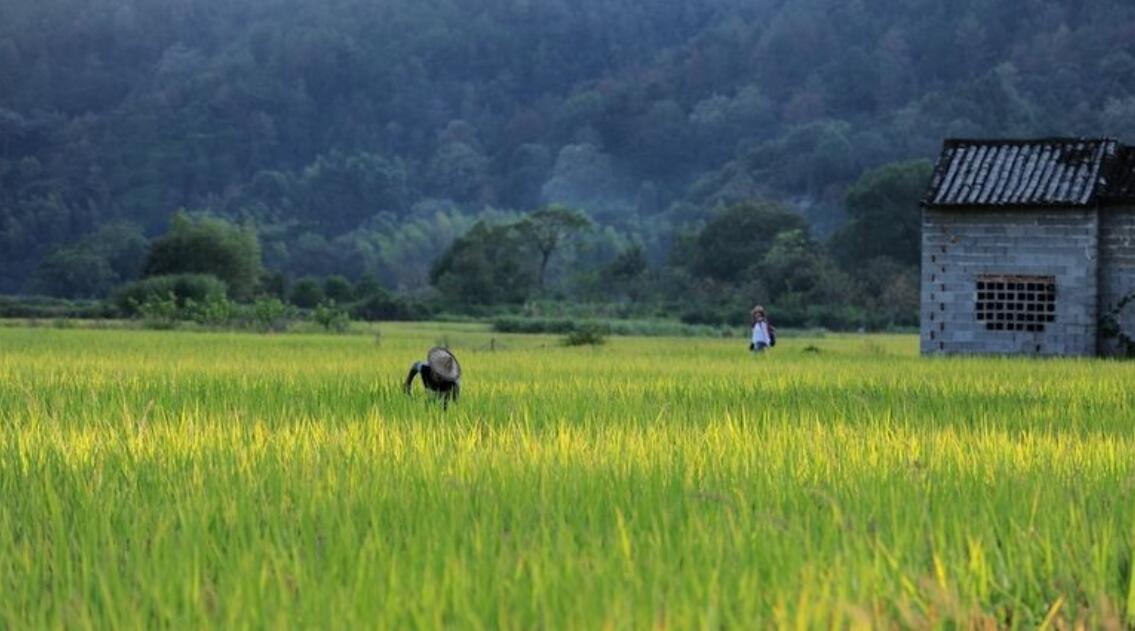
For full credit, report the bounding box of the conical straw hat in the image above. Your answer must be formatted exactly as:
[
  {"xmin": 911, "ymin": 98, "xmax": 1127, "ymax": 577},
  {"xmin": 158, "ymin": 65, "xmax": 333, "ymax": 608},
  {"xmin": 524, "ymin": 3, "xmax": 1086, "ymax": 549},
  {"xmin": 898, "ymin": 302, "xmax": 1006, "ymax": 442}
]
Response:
[{"xmin": 427, "ymin": 347, "xmax": 461, "ymax": 381}]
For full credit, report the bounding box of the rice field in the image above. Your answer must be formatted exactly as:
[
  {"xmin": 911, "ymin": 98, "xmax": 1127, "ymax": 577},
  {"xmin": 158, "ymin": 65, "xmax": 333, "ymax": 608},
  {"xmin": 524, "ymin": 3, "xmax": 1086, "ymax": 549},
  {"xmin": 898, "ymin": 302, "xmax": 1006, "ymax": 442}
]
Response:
[{"xmin": 2, "ymin": 322, "xmax": 1134, "ymax": 628}]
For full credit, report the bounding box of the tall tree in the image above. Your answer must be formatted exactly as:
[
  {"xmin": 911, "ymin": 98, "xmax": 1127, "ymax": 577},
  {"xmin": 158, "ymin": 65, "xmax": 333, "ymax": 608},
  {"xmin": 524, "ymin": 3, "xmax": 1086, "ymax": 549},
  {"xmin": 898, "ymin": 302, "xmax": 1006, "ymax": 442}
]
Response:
[
  {"xmin": 517, "ymin": 205, "xmax": 592, "ymax": 290},
  {"xmin": 830, "ymin": 159, "xmax": 933, "ymax": 267},
  {"xmin": 430, "ymin": 221, "xmax": 537, "ymax": 305},
  {"xmin": 143, "ymin": 212, "xmax": 264, "ymax": 300},
  {"xmin": 693, "ymin": 201, "xmax": 809, "ymax": 283}
]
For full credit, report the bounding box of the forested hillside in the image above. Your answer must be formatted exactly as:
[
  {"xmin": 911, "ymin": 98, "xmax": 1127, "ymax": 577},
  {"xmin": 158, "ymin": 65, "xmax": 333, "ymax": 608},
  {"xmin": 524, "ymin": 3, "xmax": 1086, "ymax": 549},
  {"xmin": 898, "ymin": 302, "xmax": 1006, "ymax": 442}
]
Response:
[{"xmin": 3, "ymin": 0, "xmax": 1134, "ymax": 314}]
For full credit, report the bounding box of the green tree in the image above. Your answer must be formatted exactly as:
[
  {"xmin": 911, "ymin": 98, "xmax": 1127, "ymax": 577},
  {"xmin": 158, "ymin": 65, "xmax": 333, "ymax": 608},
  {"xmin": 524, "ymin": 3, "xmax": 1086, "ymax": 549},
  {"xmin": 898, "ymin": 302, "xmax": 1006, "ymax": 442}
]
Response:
[
  {"xmin": 354, "ymin": 273, "xmax": 382, "ymax": 299},
  {"xmin": 290, "ymin": 277, "xmax": 325, "ymax": 309},
  {"xmin": 32, "ymin": 222, "xmax": 148, "ymax": 298},
  {"xmin": 298, "ymin": 151, "xmax": 408, "ymax": 234},
  {"xmin": 694, "ymin": 201, "xmax": 809, "ymax": 283},
  {"xmin": 34, "ymin": 247, "xmax": 116, "ymax": 299},
  {"xmin": 323, "ymin": 275, "xmax": 354, "ymax": 303},
  {"xmin": 517, "ymin": 205, "xmax": 592, "ymax": 291},
  {"xmin": 760, "ymin": 230, "xmax": 825, "ymax": 299},
  {"xmin": 600, "ymin": 244, "xmax": 650, "ymax": 301},
  {"xmin": 830, "ymin": 159, "xmax": 933, "ymax": 267},
  {"xmin": 143, "ymin": 212, "xmax": 263, "ymax": 300},
  {"xmin": 430, "ymin": 221, "xmax": 536, "ymax": 305}
]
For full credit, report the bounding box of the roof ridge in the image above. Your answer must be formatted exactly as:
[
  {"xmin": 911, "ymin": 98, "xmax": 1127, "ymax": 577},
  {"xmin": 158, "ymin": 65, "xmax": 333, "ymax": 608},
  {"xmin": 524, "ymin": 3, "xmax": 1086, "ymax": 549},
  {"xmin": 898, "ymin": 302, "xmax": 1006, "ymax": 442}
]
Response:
[{"xmin": 943, "ymin": 137, "xmax": 1120, "ymax": 147}]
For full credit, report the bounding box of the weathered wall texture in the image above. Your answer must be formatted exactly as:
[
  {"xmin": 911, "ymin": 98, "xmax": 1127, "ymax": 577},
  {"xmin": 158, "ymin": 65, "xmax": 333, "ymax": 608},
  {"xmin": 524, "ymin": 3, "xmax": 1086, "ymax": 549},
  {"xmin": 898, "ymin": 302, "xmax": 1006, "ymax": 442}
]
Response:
[
  {"xmin": 1099, "ymin": 206, "xmax": 1135, "ymax": 356},
  {"xmin": 921, "ymin": 209, "xmax": 1099, "ymax": 356}
]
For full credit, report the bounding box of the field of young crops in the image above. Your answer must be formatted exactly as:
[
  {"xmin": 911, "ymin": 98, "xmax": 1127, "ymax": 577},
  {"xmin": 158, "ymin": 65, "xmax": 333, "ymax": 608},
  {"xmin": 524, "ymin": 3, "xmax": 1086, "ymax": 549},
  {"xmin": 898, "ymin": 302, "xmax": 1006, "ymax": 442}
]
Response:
[{"xmin": 2, "ymin": 322, "xmax": 1134, "ymax": 628}]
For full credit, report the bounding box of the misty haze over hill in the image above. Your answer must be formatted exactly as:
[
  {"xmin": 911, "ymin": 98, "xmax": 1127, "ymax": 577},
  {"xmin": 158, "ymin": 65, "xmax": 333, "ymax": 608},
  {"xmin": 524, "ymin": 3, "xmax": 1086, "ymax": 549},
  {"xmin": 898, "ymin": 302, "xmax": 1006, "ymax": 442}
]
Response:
[{"xmin": 2, "ymin": 0, "xmax": 1135, "ymax": 297}]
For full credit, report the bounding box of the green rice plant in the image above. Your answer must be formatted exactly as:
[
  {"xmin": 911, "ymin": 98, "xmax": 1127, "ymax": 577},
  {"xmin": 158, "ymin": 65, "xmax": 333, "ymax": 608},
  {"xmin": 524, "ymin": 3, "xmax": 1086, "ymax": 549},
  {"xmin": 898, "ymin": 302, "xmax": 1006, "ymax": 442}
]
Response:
[{"xmin": 0, "ymin": 325, "xmax": 1133, "ymax": 628}]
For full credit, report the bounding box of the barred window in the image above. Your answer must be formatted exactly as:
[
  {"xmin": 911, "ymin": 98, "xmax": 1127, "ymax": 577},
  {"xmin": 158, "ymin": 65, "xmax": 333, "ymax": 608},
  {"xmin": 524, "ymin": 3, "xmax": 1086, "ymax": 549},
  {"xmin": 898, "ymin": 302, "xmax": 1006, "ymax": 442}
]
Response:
[{"xmin": 975, "ymin": 274, "xmax": 1056, "ymax": 332}]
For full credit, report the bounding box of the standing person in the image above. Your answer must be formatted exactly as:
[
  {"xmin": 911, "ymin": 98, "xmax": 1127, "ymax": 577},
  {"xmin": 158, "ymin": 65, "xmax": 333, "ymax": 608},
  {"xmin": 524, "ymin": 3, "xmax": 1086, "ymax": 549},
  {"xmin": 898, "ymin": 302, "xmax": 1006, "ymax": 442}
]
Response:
[
  {"xmin": 750, "ymin": 305, "xmax": 775, "ymax": 353},
  {"xmin": 404, "ymin": 347, "xmax": 461, "ymax": 406}
]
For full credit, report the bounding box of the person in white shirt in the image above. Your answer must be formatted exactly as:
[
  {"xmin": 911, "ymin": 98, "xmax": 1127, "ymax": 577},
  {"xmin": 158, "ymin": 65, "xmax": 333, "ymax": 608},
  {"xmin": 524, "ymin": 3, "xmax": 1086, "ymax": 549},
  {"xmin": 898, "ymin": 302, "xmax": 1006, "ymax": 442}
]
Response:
[{"xmin": 750, "ymin": 305, "xmax": 773, "ymax": 353}]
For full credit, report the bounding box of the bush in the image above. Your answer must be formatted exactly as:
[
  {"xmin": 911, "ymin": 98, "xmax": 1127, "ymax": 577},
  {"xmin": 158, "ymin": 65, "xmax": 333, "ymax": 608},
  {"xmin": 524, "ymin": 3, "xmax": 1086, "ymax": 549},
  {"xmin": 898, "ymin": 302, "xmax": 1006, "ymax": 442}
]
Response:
[
  {"xmin": 323, "ymin": 276, "xmax": 354, "ymax": 303},
  {"xmin": 312, "ymin": 300, "xmax": 350, "ymax": 332},
  {"xmin": 250, "ymin": 298, "xmax": 293, "ymax": 332},
  {"xmin": 0, "ymin": 296, "xmax": 112, "ymax": 319},
  {"xmin": 290, "ymin": 277, "xmax": 325, "ymax": 309},
  {"xmin": 492, "ymin": 316, "xmax": 719, "ymax": 338},
  {"xmin": 493, "ymin": 316, "xmax": 579, "ymax": 334},
  {"xmin": 563, "ymin": 324, "xmax": 608, "ymax": 346},
  {"xmin": 112, "ymin": 274, "xmax": 228, "ymax": 316},
  {"xmin": 143, "ymin": 212, "xmax": 262, "ymax": 300},
  {"xmin": 351, "ymin": 290, "xmax": 433, "ymax": 321},
  {"xmin": 135, "ymin": 293, "xmax": 180, "ymax": 329},
  {"xmin": 184, "ymin": 294, "xmax": 236, "ymax": 327},
  {"xmin": 679, "ymin": 304, "xmax": 749, "ymax": 327}
]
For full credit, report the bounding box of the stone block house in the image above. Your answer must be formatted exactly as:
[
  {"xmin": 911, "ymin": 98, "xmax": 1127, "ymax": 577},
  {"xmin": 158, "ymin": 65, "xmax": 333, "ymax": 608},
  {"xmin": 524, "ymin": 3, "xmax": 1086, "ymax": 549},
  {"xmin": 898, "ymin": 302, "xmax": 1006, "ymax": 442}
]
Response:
[{"xmin": 921, "ymin": 138, "xmax": 1135, "ymax": 356}]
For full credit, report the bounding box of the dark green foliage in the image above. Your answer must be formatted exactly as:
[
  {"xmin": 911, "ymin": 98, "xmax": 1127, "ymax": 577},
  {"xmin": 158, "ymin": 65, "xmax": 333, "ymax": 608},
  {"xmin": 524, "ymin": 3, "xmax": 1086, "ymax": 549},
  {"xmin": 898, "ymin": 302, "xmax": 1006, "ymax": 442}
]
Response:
[
  {"xmin": 430, "ymin": 222, "xmax": 538, "ymax": 305},
  {"xmin": 680, "ymin": 304, "xmax": 751, "ymax": 327},
  {"xmin": 33, "ymin": 222, "xmax": 148, "ymax": 299},
  {"xmin": 600, "ymin": 245, "xmax": 650, "ymax": 301},
  {"xmin": 312, "ymin": 301, "xmax": 350, "ymax": 332},
  {"xmin": 855, "ymin": 257, "xmax": 920, "ymax": 328},
  {"xmin": 831, "ymin": 160, "xmax": 934, "ymax": 267},
  {"xmin": 323, "ymin": 276, "xmax": 354, "ymax": 303},
  {"xmin": 289, "ymin": 277, "xmax": 325, "ymax": 309},
  {"xmin": 563, "ymin": 325, "xmax": 608, "ymax": 347},
  {"xmin": 351, "ymin": 290, "xmax": 432, "ymax": 322},
  {"xmin": 694, "ymin": 202, "xmax": 810, "ymax": 283},
  {"xmin": 492, "ymin": 316, "xmax": 715, "ymax": 338},
  {"xmin": 5, "ymin": 0, "xmax": 1123, "ymax": 328},
  {"xmin": 250, "ymin": 298, "xmax": 293, "ymax": 333},
  {"xmin": 516, "ymin": 206, "xmax": 592, "ymax": 290},
  {"xmin": 184, "ymin": 294, "xmax": 237, "ymax": 327},
  {"xmin": 34, "ymin": 247, "xmax": 117, "ymax": 300},
  {"xmin": 0, "ymin": 296, "xmax": 113, "ymax": 320},
  {"xmin": 135, "ymin": 294, "xmax": 180, "ymax": 330},
  {"xmin": 143, "ymin": 213, "xmax": 263, "ymax": 300},
  {"xmin": 112, "ymin": 274, "xmax": 228, "ymax": 316},
  {"xmin": 354, "ymin": 274, "xmax": 382, "ymax": 299},
  {"xmin": 291, "ymin": 151, "xmax": 409, "ymax": 234},
  {"xmin": 493, "ymin": 317, "xmax": 585, "ymax": 335},
  {"xmin": 260, "ymin": 271, "xmax": 290, "ymax": 301}
]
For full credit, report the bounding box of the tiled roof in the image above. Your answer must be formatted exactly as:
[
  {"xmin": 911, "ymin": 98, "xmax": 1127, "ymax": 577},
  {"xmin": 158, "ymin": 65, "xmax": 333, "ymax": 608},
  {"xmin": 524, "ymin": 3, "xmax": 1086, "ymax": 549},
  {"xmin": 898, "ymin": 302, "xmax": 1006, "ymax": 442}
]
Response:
[
  {"xmin": 922, "ymin": 138, "xmax": 1121, "ymax": 208},
  {"xmin": 1102, "ymin": 145, "xmax": 1135, "ymax": 202}
]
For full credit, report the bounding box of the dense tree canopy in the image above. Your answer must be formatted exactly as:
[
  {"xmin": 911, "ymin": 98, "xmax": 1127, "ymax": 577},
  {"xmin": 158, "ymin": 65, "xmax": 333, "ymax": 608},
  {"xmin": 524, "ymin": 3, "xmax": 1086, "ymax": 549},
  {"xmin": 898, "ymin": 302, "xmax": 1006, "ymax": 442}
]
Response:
[
  {"xmin": 430, "ymin": 221, "xmax": 538, "ymax": 306},
  {"xmin": 831, "ymin": 160, "xmax": 935, "ymax": 268},
  {"xmin": 2, "ymin": 0, "xmax": 1133, "ymax": 327},
  {"xmin": 143, "ymin": 213, "xmax": 263, "ymax": 300},
  {"xmin": 694, "ymin": 202, "xmax": 810, "ymax": 283}
]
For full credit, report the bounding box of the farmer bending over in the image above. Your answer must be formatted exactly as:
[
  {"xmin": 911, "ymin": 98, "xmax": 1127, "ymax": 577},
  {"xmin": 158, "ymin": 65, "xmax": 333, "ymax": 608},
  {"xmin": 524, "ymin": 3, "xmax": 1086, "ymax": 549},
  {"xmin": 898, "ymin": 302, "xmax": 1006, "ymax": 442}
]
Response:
[{"xmin": 404, "ymin": 347, "xmax": 461, "ymax": 404}]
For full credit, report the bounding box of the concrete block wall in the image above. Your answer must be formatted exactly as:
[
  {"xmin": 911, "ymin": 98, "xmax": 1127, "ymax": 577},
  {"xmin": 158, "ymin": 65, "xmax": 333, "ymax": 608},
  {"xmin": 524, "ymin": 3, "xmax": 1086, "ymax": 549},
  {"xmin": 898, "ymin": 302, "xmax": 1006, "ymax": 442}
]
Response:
[
  {"xmin": 921, "ymin": 209, "xmax": 1099, "ymax": 356},
  {"xmin": 1099, "ymin": 206, "xmax": 1135, "ymax": 356}
]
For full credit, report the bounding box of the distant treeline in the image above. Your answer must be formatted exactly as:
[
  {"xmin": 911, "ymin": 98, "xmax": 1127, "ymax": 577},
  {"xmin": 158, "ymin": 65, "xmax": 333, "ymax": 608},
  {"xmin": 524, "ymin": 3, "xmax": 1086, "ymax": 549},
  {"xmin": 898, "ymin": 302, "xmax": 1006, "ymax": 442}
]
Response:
[{"xmin": 3, "ymin": 0, "xmax": 1133, "ymax": 325}]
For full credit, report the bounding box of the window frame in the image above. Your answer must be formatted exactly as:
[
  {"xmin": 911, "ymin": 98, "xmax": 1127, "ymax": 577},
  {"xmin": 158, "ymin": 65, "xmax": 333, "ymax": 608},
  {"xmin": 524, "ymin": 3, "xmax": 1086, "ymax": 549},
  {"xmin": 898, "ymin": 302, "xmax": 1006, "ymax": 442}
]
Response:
[{"xmin": 975, "ymin": 274, "xmax": 1056, "ymax": 333}]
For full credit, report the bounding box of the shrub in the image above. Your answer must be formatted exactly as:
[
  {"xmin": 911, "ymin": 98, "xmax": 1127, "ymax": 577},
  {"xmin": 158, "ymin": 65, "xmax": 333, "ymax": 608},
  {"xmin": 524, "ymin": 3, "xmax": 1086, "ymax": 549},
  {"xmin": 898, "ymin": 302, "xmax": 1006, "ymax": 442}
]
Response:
[
  {"xmin": 323, "ymin": 276, "xmax": 354, "ymax": 303},
  {"xmin": 351, "ymin": 290, "xmax": 432, "ymax": 321},
  {"xmin": 184, "ymin": 294, "xmax": 236, "ymax": 327},
  {"xmin": 250, "ymin": 298, "xmax": 293, "ymax": 333},
  {"xmin": 134, "ymin": 293, "xmax": 180, "ymax": 329},
  {"xmin": 679, "ymin": 304, "xmax": 748, "ymax": 327},
  {"xmin": 493, "ymin": 316, "xmax": 578, "ymax": 334},
  {"xmin": 492, "ymin": 316, "xmax": 720, "ymax": 338},
  {"xmin": 143, "ymin": 212, "xmax": 262, "ymax": 300},
  {"xmin": 113, "ymin": 274, "xmax": 228, "ymax": 316},
  {"xmin": 312, "ymin": 301, "xmax": 350, "ymax": 332},
  {"xmin": 290, "ymin": 277, "xmax": 325, "ymax": 309},
  {"xmin": 0, "ymin": 296, "xmax": 112, "ymax": 319},
  {"xmin": 563, "ymin": 324, "xmax": 608, "ymax": 346}
]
